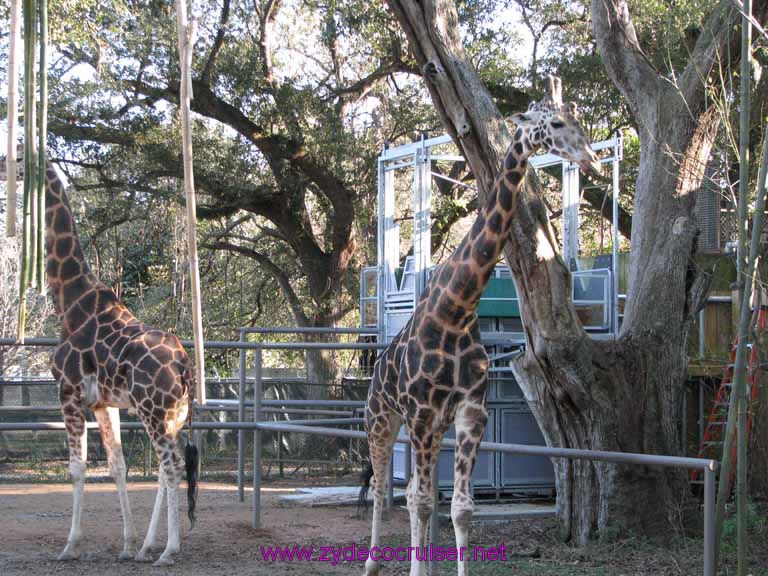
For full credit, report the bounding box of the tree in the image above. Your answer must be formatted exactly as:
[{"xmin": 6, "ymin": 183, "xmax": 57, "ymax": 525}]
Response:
[{"xmin": 383, "ymin": 0, "xmax": 767, "ymax": 543}]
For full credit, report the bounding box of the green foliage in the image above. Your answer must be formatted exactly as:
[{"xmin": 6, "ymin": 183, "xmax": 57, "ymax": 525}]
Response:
[{"xmin": 1, "ymin": 0, "xmax": 749, "ymax": 371}]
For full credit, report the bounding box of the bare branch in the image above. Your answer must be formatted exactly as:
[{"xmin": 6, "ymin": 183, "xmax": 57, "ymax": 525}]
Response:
[
  {"xmin": 679, "ymin": 0, "xmax": 768, "ymax": 111},
  {"xmin": 334, "ymin": 59, "xmax": 418, "ymax": 103},
  {"xmin": 255, "ymin": 0, "xmax": 283, "ymax": 90},
  {"xmin": 203, "ymin": 240, "xmax": 309, "ymax": 326},
  {"xmin": 200, "ymin": 0, "xmax": 231, "ymax": 84},
  {"xmin": 590, "ymin": 0, "xmax": 662, "ymax": 123}
]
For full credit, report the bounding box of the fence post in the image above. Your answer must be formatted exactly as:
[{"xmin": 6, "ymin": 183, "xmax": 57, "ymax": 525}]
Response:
[
  {"xmin": 144, "ymin": 432, "xmax": 151, "ymax": 479},
  {"xmin": 237, "ymin": 330, "xmax": 246, "ymax": 502},
  {"xmin": 252, "ymin": 346, "xmax": 263, "ymax": 529},
  {"xmin": 704, "ymin": 463, "xmax": 716, "ymax": 576}
]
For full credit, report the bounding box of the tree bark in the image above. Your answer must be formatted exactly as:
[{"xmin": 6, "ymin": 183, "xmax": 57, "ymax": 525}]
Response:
[{"xmin": 385, "ymin": 0, "xmax": 757, "ymax": 543}]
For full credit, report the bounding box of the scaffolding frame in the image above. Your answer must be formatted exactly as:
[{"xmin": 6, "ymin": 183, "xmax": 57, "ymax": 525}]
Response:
[{"xmin": 373, "ymin": 132, "xmax": 624, "ymax": 341}]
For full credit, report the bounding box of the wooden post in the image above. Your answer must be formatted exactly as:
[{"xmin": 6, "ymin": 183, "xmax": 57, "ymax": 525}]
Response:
[
  {"xmin": 5, "ymin": 0, "xmax": 22, "ymax": 238},
  {"xmin": 175, "ymin": 0, "xmax": 205, "ymax": 403}
]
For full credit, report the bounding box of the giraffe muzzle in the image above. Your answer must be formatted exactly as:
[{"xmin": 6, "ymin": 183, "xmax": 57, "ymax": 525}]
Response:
[{"xmin": 580, "ymin": 156, "xmax": 602, "ymax": 175}]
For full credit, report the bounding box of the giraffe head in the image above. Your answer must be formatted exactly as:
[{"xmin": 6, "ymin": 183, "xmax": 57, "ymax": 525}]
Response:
[
  {"xmin": 0, "ymin": 144, "xmax": 27, "ymax": 182},
  {"xmin": 509, "ymin": 76, "xmax": 601, "ymax": 174}
]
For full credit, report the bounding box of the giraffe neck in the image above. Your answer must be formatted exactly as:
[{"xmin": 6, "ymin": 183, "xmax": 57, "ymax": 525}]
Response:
[
  {"xmin": 44, "ymin": 164, "xmax": 99, "ymax": 315},
  {"xmin": 427, "ymin": 131, "xmax": 533, "ymax": 328}
]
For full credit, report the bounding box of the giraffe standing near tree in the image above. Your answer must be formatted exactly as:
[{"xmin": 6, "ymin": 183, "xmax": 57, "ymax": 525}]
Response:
[
  {"xmin": 360, "ymin": 76, "xmax": 602, "ymax": 576},
  {"xmin": 0, "ymin": 152, "xmax": 199, "ymax": 567}
]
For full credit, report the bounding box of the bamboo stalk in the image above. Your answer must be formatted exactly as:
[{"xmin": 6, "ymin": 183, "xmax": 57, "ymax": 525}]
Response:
[
  {"xmin": 720, "ymin": 119, "xmax": 768, "ymax": 576},
  {"xmin": 715, "ymin": 4, "xmax": 755, "ymax": 571},
  {"xmin": 175, "ymin": 0, "xmax": 206, "ymax": 404},
  {"xmin": 26, "ymin": 0, "xmax": 39, "ymax": 291},
  {"xmin": 5, "ymin": 0, "xmax": 22, "ymax": 238},
  {"xmin": 18, "ymin": 0, "xmax": 36, "ymax": 342},
  {"xmin": 36, "ymin": 0, "xmax": 48, "ymax": 291}
]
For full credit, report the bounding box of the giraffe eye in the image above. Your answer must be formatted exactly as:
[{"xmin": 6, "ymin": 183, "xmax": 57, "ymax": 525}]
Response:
[{"xmin": 551, "ymin": 121, "xmax": 565, "ymax": 129}]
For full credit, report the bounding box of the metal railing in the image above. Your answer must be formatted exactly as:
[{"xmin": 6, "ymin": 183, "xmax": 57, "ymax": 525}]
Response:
[{"xmin": 0, "ymin": 332, "xmax": 718, "ymax": 576}]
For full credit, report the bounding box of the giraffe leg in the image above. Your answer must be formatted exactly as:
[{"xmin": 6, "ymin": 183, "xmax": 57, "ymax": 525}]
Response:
[
  {"xmin": 58, "ymin": 400, "xmax": 87, "ymax": 561},
  {"xmin": 451, "ymin": 401, "xmax": 488, "ymax": 576},
  {"xmin": 93, "ymin": 407, "xmax": 138, "ymax": 560},
  {"xmin": 135, "ymin": 467, "xmax": 166, "ymax": 562},
  {"xmin": 364, "ymin": 412, "xmax": 401, "ymax": 576},
  {"xmin": 407, "ymin": 427, "xmax": 444, "ymax": 576},
  {"xmin": 152, "ymin": 434, "xmax": 184, "ymax": 567}
]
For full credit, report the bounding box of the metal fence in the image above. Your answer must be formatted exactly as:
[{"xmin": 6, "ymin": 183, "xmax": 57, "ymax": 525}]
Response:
[
  {"xmin": 0, "ymin": 328, "xmax": 383, "ymax": 483},
  {"xmin": 0, "ymin": 330, "xmax": 718, "ymax": 576}
]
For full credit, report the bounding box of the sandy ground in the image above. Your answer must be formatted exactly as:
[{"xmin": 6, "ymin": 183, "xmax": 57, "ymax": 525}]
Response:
[
  {"xmin": 0, "ymin": 481, "xmax": 404, "ymax": 576},
  {"xmin": 0, "ymin": 481, "xmax": 763, "ymax": 575}
]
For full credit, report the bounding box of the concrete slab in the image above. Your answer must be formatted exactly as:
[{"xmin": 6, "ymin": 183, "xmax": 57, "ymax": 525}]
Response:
[
  {"xmin": 438, "ymin": 502, "xmax": 556, "ymax": 523},
  {"xmin": 278, "ymin": 485, "xmax": 407, "ymax": 506}
]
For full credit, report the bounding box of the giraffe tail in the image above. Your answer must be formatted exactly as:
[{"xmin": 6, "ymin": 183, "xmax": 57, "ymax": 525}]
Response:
[
  {"xmin": 357, "ymin": 461, "xmax": 374, "ymax": 517},
  {"xmin": 184, "ymin": 368, "xmax": 199, "ymax": 529},
  {"xmin": 185, "ymin": 441, "xmax": 199, "ymax": 529}
]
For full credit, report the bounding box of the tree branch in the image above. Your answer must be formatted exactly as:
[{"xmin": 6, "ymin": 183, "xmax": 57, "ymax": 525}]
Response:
[
  {"xmin": 200, "ymin": 0, "xmax": 231, "ymax": 85},
  {"xmin": 581, "ymin": 184, "xmax": 632, "ymax": 239},
  {"xmin": 679, "ymin": 0, "xmax": 768, "ymax": 112},
  {"xmin": 203, "ymin": 240, "xmax": 309, "ymax": 326},
  {"xmin": 590, "ymin": 0, "xmax": 662, "ymax": 123},
  {"xmin": 255, "ymin": 0, "xmax": 283, "ymax": 90},
  {"xmin": 333, "ymin": 58, "xmax": 417, "ymax": 103}
]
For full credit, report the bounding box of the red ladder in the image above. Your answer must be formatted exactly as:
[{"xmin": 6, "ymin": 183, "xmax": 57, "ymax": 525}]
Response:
[{"xmin": 691, "ymin": 307, "xmax": 766, "ymax": 487}]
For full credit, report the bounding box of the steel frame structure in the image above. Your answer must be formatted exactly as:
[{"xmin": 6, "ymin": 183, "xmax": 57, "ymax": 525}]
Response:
[{"xmin": 372, "ymin": 132, "xmax": 624, "ymax": 342}]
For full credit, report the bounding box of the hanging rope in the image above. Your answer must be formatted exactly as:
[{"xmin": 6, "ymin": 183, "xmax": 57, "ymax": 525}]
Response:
[{"xmin": 175, "ymin": 0, "xmax": 206, "ymax": 404}]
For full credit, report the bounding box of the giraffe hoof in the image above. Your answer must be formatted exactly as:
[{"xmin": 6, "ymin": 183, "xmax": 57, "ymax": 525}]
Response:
[
  {"xmin": 118, "ymin": 549, "xmax": 136, "ymax": 562},
  {"xmin": 57, "ymin": 547, "xmax": 81, "ymax": 561},
  {"xmin": 364, "ymin": 558, "xmax": 380, "ymax": 575},
  {"xmin": 153, "ymin": 555, "xmax": 175, "ymax": 567},
  {"xmin": 135, "ymin": 550, "xmax": 153, "ymax": 563}
]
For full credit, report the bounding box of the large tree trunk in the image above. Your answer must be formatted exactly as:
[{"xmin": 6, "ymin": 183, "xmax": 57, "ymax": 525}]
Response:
[{"xmin": 385, "ymin": 0, "xmax": 755, "ymax": 544}]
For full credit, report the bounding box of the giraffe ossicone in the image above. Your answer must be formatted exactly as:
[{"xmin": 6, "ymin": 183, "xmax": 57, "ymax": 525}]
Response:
[
  {"xmin": 360, "ymin": 75, "xmax": 599, "ymax": 576},
  {"xmin": 0, "ymin": 153, "xmax": 199, "ymax": 566}
]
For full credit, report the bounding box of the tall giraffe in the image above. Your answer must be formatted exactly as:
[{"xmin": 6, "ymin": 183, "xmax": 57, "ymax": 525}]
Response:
[
  {"xmin": 360, "ymin": 76, "xmax": 601, "ymax": 576},
  {"xmin": 0, "ymin": 153, "xmax": 199, "ymax": 566}
]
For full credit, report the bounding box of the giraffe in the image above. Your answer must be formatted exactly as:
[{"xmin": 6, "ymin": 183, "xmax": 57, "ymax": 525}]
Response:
[
  {"xmin": 0, "ymin": 151, "xmax": 199, "ymax": 566},
  {"xmin": 360, "ymin": 76, "xmax": 601, "ymax": 576}
]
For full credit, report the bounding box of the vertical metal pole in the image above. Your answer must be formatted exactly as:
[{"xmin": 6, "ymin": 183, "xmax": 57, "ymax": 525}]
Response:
[
  {"xmin": 377, "ymin": 152, "xmax": 389, "ymax": 344},
  {"xmin": 699, "ymin": 381, "xmax": 705, "ymax": 448},
  {"xmin": 699, "ymin": 309, "xmax": 706, "ymax": 358},
  {"xmin": 252, "ymin": 347, "xmax": 263, "ymax": 529},
  {"xmin": 237, "ymin": 330, "xmax": 246, "ymax": 502},
  {"xmin": 404, "ymin": 441, "xmax": 412, "ymax": 484},
  {"xmin": 144, "ymin": 433, "xmax": 151, "ymax": 479},
  {"xmin": 704, "ymin": 464, "xmax": 716, "ymax": 576},
  {"xmin": 428, "ymin": 465, "xmax": 440, "ymax": 576},
  {"xmin": 682, "ymin": 385, "xmax": 688, "ymax": 455},
  {"xmin": 413, "ymin": 134, "xmax": 433, "ymax": 300},
  {"xmin": 612, "ymin": 131, "xmax": 622, "ymax": 336},
  {"xmin": 562, "ymin": 160, "xmax": 579, "ymax": 265}
]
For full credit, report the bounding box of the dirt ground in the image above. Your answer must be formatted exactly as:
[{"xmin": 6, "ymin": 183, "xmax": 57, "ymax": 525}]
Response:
[{"xmin": 0, "ymin": 480, "xmax": 765, "ymax": 576}]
